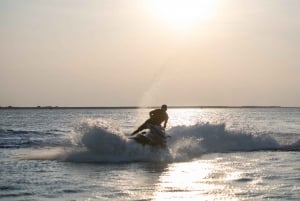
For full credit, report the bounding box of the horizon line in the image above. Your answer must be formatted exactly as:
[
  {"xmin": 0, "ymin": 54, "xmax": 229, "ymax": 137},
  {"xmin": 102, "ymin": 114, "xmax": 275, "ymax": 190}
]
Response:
[{"xmin": 1, "ymin": 105, "xmax": 299, "ymax": 109}]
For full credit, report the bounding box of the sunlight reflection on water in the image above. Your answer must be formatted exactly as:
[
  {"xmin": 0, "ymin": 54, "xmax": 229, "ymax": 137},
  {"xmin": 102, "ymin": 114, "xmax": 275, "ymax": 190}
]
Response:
[
  {"xmin": 153, "ymin": 159, "xmax": 239, "ymax": 201},
  {"xmin": 168, "ymin": 109, "xmax": 204, "ymax": 127}
]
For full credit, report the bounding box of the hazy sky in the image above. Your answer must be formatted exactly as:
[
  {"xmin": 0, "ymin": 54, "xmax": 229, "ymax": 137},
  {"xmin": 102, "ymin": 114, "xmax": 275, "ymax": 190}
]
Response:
[{"xmin": 1, "ymin": 0, "xmax": 300, "ymax": 107}]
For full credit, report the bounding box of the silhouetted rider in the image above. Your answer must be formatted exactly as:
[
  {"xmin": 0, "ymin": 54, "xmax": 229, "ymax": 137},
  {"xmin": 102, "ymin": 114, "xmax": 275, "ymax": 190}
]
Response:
[{"xmin": 131, "ymin": 105, "xmax": 168, "ymax": 135}]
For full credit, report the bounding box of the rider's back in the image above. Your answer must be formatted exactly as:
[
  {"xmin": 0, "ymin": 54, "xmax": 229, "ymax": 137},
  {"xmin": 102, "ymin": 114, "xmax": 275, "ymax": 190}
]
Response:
[{"xmin": 150, "ymin": 109, "xmax": 168, "ymax": 125}]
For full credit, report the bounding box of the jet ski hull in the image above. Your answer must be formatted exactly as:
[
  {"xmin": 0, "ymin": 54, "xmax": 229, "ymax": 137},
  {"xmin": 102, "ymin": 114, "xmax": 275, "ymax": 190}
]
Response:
[{"xmin": 130, "ymin": 125, "xmax": 167, "ymax": 148}]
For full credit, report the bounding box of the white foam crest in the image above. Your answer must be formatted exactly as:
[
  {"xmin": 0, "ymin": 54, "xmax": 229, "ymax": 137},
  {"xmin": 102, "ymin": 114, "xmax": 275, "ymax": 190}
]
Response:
[
  {"xmin": 65, "ymin": 119, "xmax": 172, "ymax": 162},
  {"xmin": 70, "ymin": 119, "xmax": 126, "ymax": 153},
  {"xmin": 167, "ymin": 123, "xmax": 281, "ymax": 153},
  {"xmin": 168, "ymin": 136, "xmax": 204, "ymax": 161}
]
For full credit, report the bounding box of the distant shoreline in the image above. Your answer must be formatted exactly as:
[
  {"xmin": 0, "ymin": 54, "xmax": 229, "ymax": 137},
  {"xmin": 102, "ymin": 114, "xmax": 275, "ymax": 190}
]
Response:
[{"xmin": 0, "ymin": 106, "xmax": 299, "ymax": 109}]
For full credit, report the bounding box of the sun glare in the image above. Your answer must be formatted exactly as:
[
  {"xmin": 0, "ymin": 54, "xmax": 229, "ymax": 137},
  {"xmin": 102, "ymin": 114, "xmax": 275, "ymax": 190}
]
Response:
[
  {"xmin": 147, "ymin": 0, "xmax": 218, "ymax": 29},
  {"xmin": 153, "ymin": 161, "xmax": 218, "ymax": 201}
]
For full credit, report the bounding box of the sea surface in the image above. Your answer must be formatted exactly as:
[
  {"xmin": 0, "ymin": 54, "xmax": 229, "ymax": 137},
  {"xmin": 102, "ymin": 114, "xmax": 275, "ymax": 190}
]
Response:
[{"xmin": 0, "ymin": 108, "xmax": 299, "ymax": 201}]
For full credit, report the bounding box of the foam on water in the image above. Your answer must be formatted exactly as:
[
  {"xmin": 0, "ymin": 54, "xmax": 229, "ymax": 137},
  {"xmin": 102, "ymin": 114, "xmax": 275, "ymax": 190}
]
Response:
[
  {"xmin": 22, "ymin": 119, "xmax": 171, "ymax": 162},
  {"xmin": 66, "ymin": 119, "xmax": 171, "ymax": 162},
  {"xmin": 169, "ymin": 123, "xmax": 280, "ymax": 152},
  {"xmin": 22, "ymin": 119, "xmax": 300, "ymax": 163}
]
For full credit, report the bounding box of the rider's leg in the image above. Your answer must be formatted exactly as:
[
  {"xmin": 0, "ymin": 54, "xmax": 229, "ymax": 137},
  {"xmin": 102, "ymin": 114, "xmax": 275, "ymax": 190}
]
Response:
[{"xmin": 131, "ymin": 119, "xmax": 151, "ymax": 135}]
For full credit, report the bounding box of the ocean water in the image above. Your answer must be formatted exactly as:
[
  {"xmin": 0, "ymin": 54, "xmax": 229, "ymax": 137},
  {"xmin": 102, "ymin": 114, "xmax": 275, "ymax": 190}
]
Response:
[{"xmin": 0, "ymin": 108, "xmax": 299, "ymax": 201}]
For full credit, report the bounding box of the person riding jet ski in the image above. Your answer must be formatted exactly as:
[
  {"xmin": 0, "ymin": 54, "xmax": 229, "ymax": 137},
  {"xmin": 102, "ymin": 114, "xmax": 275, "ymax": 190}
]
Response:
[{"xmin": 131, "ymin": 104, "xmax": 168, "ymax": 135}]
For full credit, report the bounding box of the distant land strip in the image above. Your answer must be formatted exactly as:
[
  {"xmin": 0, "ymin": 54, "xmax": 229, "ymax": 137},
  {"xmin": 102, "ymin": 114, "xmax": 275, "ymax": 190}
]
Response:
[{"xmin": 1, "ymin": 106, "xmax": 299, "ymax": 109}]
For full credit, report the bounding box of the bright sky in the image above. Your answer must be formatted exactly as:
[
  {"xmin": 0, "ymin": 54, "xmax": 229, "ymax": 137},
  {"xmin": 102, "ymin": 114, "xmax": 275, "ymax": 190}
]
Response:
[{"xmin": 1, "ymin": 0, "xmax": 299, "ymax": 107}]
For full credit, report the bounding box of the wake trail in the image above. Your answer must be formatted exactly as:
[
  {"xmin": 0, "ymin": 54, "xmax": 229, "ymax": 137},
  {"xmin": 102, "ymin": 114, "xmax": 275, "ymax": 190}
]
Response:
[{"xmin": 20, "ymin": 119, "xmax": 300, "ymax": 163}]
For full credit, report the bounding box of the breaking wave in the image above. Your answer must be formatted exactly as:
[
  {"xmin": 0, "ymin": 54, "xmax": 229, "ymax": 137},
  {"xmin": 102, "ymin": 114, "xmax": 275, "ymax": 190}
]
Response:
[{"xmin": 21, "ymin": 119, "xmax": 300, "ymax": 163}]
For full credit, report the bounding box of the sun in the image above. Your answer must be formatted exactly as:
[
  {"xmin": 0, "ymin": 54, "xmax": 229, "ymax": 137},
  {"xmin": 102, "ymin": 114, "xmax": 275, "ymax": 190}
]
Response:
[{"xmin": 147, "ymin": 0, "xmax": 218, "ymax": 30}]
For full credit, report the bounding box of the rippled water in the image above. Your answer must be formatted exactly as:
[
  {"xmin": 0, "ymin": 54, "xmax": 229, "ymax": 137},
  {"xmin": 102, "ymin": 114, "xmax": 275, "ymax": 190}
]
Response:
[{"xmin": 0, "ymin": 108, "xmax": 299, "ymax": 200}]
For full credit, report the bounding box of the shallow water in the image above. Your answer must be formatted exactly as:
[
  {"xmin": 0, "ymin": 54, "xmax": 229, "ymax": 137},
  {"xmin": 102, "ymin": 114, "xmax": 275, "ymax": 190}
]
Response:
[{"xmin": 0, "ymin": 108, "xmax": 299, "ymax": 200}]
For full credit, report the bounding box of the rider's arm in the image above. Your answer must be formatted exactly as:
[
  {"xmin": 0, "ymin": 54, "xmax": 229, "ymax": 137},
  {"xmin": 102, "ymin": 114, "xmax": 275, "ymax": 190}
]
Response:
[{"xmin": 163, "ymin": 114, "xmax": 169, "ymax": 129}]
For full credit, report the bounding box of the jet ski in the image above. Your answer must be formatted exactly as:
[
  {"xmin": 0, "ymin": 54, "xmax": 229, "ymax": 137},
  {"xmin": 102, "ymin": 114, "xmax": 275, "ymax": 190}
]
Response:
[{"xmin": 129, "ymin": 124, "xmax": 167, "ymax": 148}]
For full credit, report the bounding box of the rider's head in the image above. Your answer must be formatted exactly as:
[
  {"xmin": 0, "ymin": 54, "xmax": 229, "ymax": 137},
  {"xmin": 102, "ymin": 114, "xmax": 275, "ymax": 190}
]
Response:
[{"xmin": 161, "ymin": 104, "xmax": 167, "ymax": 111}]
